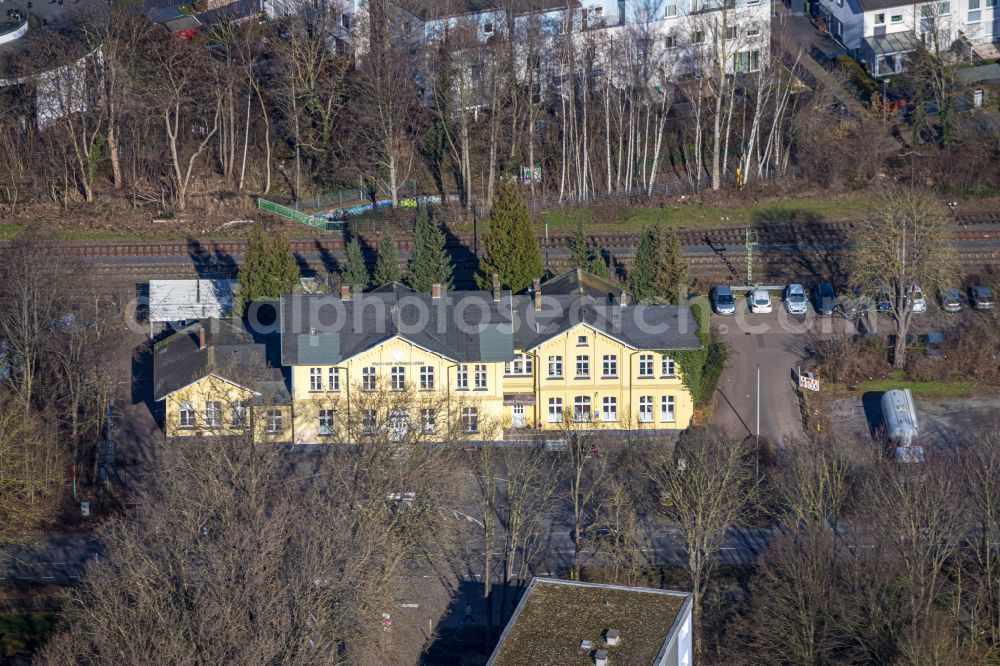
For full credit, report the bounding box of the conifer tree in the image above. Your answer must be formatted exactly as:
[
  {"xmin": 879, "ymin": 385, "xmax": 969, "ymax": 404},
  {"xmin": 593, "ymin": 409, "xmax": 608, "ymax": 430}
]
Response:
[
  {"xmin": 569, "ymin": 219, "xmax": 612, "ymax": 280},
  {"xmin": 629, "ymin": 224, "xmax": 660, "ymax": 302},
  {"xmin": 236, "ymin": 223, "xmax": 301, "ymax": 314},
  {"xmin": 406, "ymin": 207, "xmax": 453, "ymax": 291},
  {"xmin": 373, "ymin": 224, "xmax": 401, "ymax": 286},
  {"xmin": 477, "ymin": 182, "xmax": 543, "ymax": 293},
  {"xmin": 570, "ymin": 220, "xmax": 590, "ymax": 270},
  {"xmin": 655, "ymin": 228, "xmax": 689, "ymax": 305},
  {"xmin": 342, "ymin": 237, "xmax": 369, "ymax": 290}
]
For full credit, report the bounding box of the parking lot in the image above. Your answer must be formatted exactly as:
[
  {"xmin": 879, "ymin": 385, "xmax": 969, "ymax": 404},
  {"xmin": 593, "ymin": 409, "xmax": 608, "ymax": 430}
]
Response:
[
  {"xmin": 709, "ymin": 286, "xmax": 861, "ymax": 447},
  {"xmin": 709, "ymin": 282, "xmax": 996, "ymax": 450}
]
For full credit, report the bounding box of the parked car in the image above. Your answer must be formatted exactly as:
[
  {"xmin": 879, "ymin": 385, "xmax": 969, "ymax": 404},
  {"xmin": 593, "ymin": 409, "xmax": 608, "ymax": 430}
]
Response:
[
  {"xmin": 784, "ymin": 283, "xmax": 808, "ymax": 315},
  {"xmin": 812, "ymin": 282, "xmax": 835, "ymax": 315},
  {"xmin": 712, "ymin": 286, "xmax": 736, "ymax": 315},
  {"xmin": 749, "ymin": 288, "xmax": 773, "ymax": 313},
  {"xmin": 872, "ymin": 288, "xmax": 892, "ymax": 312},
  {"xmin": 906, "ymin": 285, "xmax": 926, "ymax": 313},
  {"xmin": 969, "ymin": 285, "xmax": 994, "ymax": 310},
  {"xmin": 923, "ymin": 331, "xmax": 945, "ymax": 358},
  {"xmin": 940, "ymin": 288, "xmax": 963, "ymax": 313}
]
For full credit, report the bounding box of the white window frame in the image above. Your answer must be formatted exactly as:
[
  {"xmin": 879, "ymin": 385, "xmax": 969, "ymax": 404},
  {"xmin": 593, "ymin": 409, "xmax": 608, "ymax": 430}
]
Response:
[
  {"xmin": 266, "ymin": 409, "xmax": 283, "ymax": 434},
  {"xmin": 391, "ymin": 366, "xmax": 406, "ymax": 391},
  {"xmin": 664, "ymin": 3, "xmax": 678, "ymax": 16},
  {"xmin": 179, "ymin": 401, "xmax": 196, "ymax": 428},
  {"xmin": 309, "ymin": 367, "xmax": 323, "ymax": 392},
  {"xmin": 661, "ymin": 395, "xmax": 676, "ymax": 422},
  {"xmin": 462, "ymin": 407, "xmax": 479, "ymax": 433},
  {"xmin": 574, "ymin": 396, "xmax": 592, "ymax": 422},
  {"xmin": 602, "ymin": 396, "xmax": 618, "ymax": 422},
  {"xmin": 456, "ymin": 364, "xmax": 468, "ymax": 389},
  {"xmin": 548, "ymin": 355, "xmax": 563, "ymax": 378},
  {"xmin": 602, "ymin": 354, "xmax": 618, "ymax": 377},
  {"xmin": 362, "ymin": 367, "xmax": 376, "ymax": 391},
  {"xmin": 362, "ymin": 409, "xmax": 377, "ymax": 435},
  {"xmin": 318, "ymin": 409, "xmax": 334, "ymax": 436},
  {"xmin": 891, "ymin": 13, "xmax": 904, "ymax": 22},
  {"xmin": 231, "ymin": 401, "xmax": 246, "ymax": 428},
  {"xmin": 420, "ymin": 366, "xmax": 435, "ymax": 390},
  {"xmin": 639, "ymin": 396, "xmax": 654, "ymax": 423},
  {"xmin": 474, "ymin": 364, "xmax": 487, "ymax": 390},
  {"xmin": 548, "ymin": 398, "xmax": 564, "ymax": 423},
  {"xmin": 639, "ymin": 354, "xmax": 654, "ymax": 377},
  {"xmin": 204, "ymin": 401, "xmax": 221, "ymax": 428},
  {"xmin": 328, "ymin": 367, "xmax": 340, "ymax": 391},
  {"xmin": 505, "ymin": 353, "xmax": 533, "ymax": 376},
  {"xmin": 692, "ymin": 30, "xmax": 705, "ymax": 44},
  {"xmin": 664, "ymin": 34, "xmax": 677, "ymax": 48},
  {"xmin": 577, "ymin": 334, "xmax": 588, "ymax": 346},
  {"xmin": 875, "ymin": 11, "xmax": 885, "ymax": 23},
  {"xmin": 968, "ymin": 0, "xmax": 981, "ymax": 21},
  {"xmin": 421, "ymin": 408, "xmax": 437, "ymax": 434},
  {"xmin": 662, "ymin": 356, "xmax": 676, "ymax": 378},
  {"xmin": 576, "ymin": 355, "xmax": 590, "ymax": 378}
]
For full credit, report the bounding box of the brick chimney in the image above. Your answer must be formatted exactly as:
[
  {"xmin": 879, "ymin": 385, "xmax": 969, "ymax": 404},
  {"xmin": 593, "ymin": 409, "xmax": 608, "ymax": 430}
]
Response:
[
  {"xmin": 432, "ymin": 283, "xmax": 442, "ymax": 299},
  {"xmin": 620, "ymin": 291, "xmax": 629, "ymax": 308},
  {"xmin": 341, "ymin": 284, "xmax": 351, "ymax": 301},
  {"xmin": 199, "ymin": 324, "xmax": 207, "ymax": 350},
  {"xmin": 533, "ymin": 277, "xmax": 542, "ymax": 311},
  {"xmin": 492, "ymin": 273, "xmax": 501, "ymax": 302}
]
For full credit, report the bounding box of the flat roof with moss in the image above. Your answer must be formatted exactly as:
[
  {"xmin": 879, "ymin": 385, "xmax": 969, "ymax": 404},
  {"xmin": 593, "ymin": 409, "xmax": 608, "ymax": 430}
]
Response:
[{"xmin": 488, "ymin": 578, "xmax": 691, "ymax": 666}]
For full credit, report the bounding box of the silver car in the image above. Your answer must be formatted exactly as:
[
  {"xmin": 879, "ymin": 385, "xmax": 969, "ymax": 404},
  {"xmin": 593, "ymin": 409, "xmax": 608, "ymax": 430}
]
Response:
[{"xmin": 784, "ymin": 283, "xmax": 807, "ymax": 314}]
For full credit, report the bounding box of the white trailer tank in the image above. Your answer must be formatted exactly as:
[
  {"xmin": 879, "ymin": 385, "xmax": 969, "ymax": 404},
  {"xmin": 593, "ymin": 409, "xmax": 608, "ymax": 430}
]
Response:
[{"xmin": 882, "ymin": 389, "xmax": 919, "ymax": 447}]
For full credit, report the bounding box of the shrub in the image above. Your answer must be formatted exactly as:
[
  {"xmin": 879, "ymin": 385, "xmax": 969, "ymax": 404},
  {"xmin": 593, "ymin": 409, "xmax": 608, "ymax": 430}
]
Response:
[{"xmin": 836, "ymin": 55, "xmax": 878, "ymax": 97}]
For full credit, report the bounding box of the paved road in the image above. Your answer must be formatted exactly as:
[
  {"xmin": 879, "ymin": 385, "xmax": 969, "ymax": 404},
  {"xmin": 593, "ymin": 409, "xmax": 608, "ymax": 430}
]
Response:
[
  {"xmin": 1, "ymin": 516, "xmax": 773, "ymax": 587},
  {"xmin": 0, "ymin": 533, "xmax": 102, "ymax": 585},
  {"xmin": 711, "ymin": 304, "xmax": 860, "ymax": 446}
]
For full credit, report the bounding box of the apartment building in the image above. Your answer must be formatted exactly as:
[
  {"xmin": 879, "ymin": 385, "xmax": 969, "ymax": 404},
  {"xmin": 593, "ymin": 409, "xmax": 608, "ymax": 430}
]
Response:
[
  {"xmin": 153, "ymin": 269, "xmax": 703, "ymax": 444},
  {"xmin": 394, "ymin": 0, "xmax": 770, "ymax": 77}
]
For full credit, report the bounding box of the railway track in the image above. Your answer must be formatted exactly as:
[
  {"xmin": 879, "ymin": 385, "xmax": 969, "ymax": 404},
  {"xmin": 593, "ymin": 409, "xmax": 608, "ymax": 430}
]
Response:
[
  {"xmin": 17, "ymin": 212, "xmax": 1000, "ymax": 287},
  {"xmin": 39, "ymin": 212, "xmax": 1000, "ymax": 260}
]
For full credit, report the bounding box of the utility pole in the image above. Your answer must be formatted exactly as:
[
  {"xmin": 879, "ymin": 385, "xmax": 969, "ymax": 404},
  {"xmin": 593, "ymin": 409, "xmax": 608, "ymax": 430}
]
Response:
[{"xmin": 745, "ymin": 227, "xmax": 758, "ymax": 286}]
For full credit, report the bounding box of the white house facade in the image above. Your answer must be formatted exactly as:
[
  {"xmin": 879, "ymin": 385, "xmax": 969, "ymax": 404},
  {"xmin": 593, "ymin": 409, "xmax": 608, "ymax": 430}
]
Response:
[{"xmin": 816, "ymin": 0, "xmax": 998, "ymax": 75}]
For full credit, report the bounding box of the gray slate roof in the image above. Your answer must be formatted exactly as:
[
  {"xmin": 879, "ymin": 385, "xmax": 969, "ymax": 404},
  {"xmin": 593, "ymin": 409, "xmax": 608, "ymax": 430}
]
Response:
[
  {"xmin": 511, "ymin": 295, "xmax": 701, "ymax": 352},
  {"xmin": 537, "ymin": 267, "xmax": 625, "ymax": 301},
  {"xmin": 153, "ymin": 318, "xmax": 289, "ymax": 403},
  {"xmin": 280, "ymin": 290, "xmax": 516, "ymax": 366},
  {"xmin": 280, "ymin": 270, "xmax": 701, "ymax": 366}
]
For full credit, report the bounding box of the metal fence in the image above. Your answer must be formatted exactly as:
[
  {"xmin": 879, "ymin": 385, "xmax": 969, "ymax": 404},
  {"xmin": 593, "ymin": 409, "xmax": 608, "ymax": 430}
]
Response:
[
  {"xmin": 292, "ymin": 181, "xmax": 419, "ymax": 212},
  {"xmin": 257, "ymin": 198, "xmax": 326, "ymax": 229},
  {"xmin": 260, "ymin": 169, "xmax": 795, "ymax": 233}
]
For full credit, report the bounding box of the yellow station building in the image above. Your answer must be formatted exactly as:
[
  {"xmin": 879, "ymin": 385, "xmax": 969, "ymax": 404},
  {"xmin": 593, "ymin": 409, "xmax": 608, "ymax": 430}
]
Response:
[{"xmin": 154, "ymin": 270, "xmax": 703, "ymax": 444}]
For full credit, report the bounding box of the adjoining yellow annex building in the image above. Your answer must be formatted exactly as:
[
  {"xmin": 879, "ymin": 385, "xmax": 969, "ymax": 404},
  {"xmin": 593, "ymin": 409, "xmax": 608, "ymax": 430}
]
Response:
[{"xmin": 154, "ymin": 269, "xmax": 703, "ymax": 444}]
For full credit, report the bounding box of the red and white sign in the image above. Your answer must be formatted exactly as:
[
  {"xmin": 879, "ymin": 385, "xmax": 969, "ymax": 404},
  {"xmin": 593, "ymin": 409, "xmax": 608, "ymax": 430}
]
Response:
[{"xmin": 799, "ymin": 373, "xmax": 820, "ymax": 392}]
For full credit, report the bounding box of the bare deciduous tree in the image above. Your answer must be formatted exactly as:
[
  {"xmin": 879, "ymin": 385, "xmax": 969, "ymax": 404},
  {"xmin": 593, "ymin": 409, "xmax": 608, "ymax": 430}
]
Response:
[
  {"xmin": 648, "ymin": 429, "xmax": 754, "ymax": 654},
  {"xmin": 848, "ymin": 189, "xmax": 955, "ymax": 368}
]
